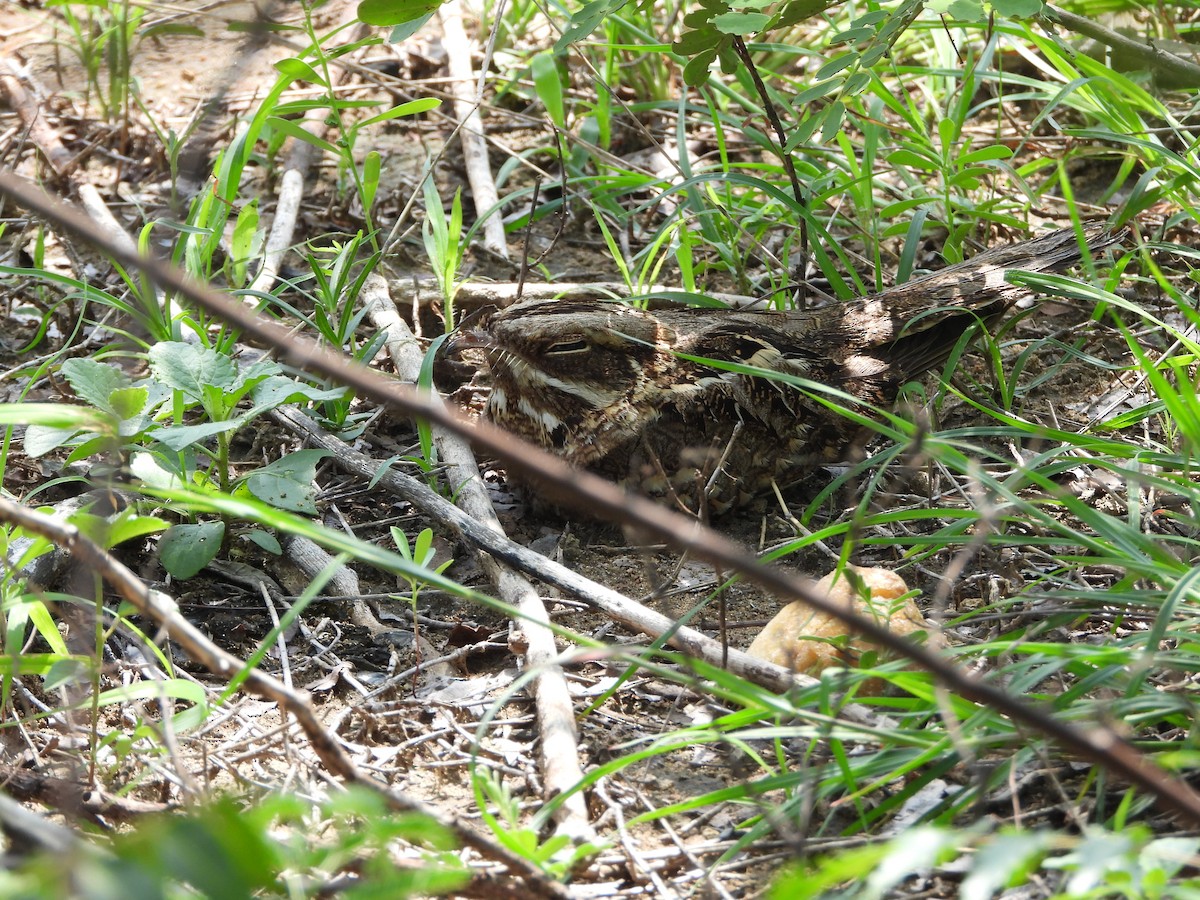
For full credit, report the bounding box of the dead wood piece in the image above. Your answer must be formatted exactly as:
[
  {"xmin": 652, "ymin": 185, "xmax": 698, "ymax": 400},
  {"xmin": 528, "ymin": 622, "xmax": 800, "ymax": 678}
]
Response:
[
  {"xmin": 0, "ymin": 765, "xmax": 171, "ymax": 824},
  {"xmin": 393, "ymin": 278, "xmax": 759, "ymax": 311},
  {"xmin": 0, "ymin": 58, "xmax": 74, "ymax": 175},
  {"xmin": 361, "ymin": 273, "xmax": 592, "ymax": 842},
  {"xmin": 438, "ymin": 0, "xmax": 508, "ymax": 260},
  {"xmin": 276, "ymin": 534, "xmax": 385, "ymax": 634}
]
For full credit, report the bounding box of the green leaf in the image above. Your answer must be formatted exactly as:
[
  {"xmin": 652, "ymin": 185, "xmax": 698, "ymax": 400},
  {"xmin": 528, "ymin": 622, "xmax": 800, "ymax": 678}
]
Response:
[
  {"xmin": 0, "ymin": 653, "xmax": 68, "ymax": 678},
  {"xmin": 27, "ymin": 599, "xmax": 70, "ymax": 656},
  {"xmin": 888, "ymin": 148, "xmax": 937, "ymax": 169},
  {"xmin": 816, "ymin": 52, "xmax": 856, "ymax": 80},
  {"xmin": 556, "ymin": 0, "xmax": 626, "ymax": 50},
  {"xmin": 358, "ymin": 0, "xmax": 444, "ymax": 27},
  {"xmin": 820, "ymin": 100, "xmax": 846, "ymax": 143},
  {"xmin": 241, "ymin": 450, "xmax": 330, "ymax": 515},
  {"xmin": 672, "ymin": 27, "xmax": 720, "ymax": 56},
  {"xmin": 97, "ymin": 678, "xmax": 209, "ymax": 707},
  {"xmin": 958, "ymin": 144, "xmax": 1012, "ymax": 165},
  {"xmin": 843, "ymin": 71, "xmax": 871, "ymax": 95},
  {"xmin": 159, "ymin": 522, "xmax": 225, "ymax": 580},
  {"xmin": 388, "ymin": 11, "xmax": 435, "ymax": 42},
  {"xmin": 61, "ymin": 358, "xmax": 130, "ymax": 411},
  {"xmin": 0, "ymin": 402, "xmax": 112, "ymax": 433},
  {"xmin": 531, "ymin": 53, "xmax": 565, "ymax": 130},
  {"xmin": 265, "ymin": 116, "xmax": 340, "ymax": 156},
  {"xmin": 961, "ymin": 831, "xmax": 1049, "ymax": 900},
  {"xmin": 683, "ymin": 47, "xmax": 719, "ymax": 86},
  {"xmin": 711, "ymin": 11, "xmax": 770, "ymax": 33},
  {"xmin": 362, "ymin": 150, "xmax": 381, "ymax": 218},
  {"xmin": 927, "ymin": 0, "xmax": 984, "ymax": 17},
  {"xmin": 149, "ymin": 342, "xmax": 238, "ymax": 400},
  {"xmin": 130, "ymin": 452, "xmax": 188, "ymax": 491},
  {"xmin": 153, "ymin": 418, "xmax": 244, "ymax": 452},
  {"xmin": 44, "ymin": 658, "xmax": 89, "ymax": 690},
  {"xmin": 990, "ymin": 0, "xmax": 1042, "ymax": 16},
  {"xmin": 776, "ymin": 0, "xmax": 828, "ymax": 27},
  {"xmin": 273, "ymin": 58, "xmax": 325, "ymax": 85},
  {"xmin": 105, "ymin": 510, "xmax": 171, "ymax": 548},
  {"xmin": 231, "ymin": 201, "xmax": 262, "ymax": 266},
  {"xmin": 244, "ymin": 529, "xmax": 283, "ymax": 554},
  {"xmin": 24, "ymin": 424, "xmax": 83, "ymax": 457},
  {"xmin": 109, "ymin": 387, "xmax": 151, "ymax": 422},
  {"xmin": 247, "ymin": 376, "xmax": 346, "ymax": 417},
  {"xmin": 359, "ymin": 97, "xmax": 441, "ymax": 128}
]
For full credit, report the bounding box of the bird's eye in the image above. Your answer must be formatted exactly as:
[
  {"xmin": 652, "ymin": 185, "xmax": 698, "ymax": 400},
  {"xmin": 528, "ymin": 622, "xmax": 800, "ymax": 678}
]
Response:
[{"xmin": 545, "ymin": 339, "xmax": 589, "ymax": 354}]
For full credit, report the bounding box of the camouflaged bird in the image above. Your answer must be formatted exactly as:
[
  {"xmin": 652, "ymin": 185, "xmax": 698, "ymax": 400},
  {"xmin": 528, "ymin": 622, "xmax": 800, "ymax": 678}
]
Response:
[{"xmin": 447, "ymin": 225, "xmax": 1124, "ymax": 513}]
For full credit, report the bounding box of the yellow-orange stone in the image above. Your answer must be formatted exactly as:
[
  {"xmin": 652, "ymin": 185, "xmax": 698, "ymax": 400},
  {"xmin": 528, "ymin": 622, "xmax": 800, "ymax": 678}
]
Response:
[{"xmin": 746, "ymin": 566, "xmax": 925, "ymax": 676}]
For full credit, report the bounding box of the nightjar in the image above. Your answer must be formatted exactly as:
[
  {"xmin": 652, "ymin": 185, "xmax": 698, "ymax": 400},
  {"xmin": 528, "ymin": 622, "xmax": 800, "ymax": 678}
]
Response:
[{"xmin": 447, "ymin": 225, "xmax": 1124, "ymax": 513}]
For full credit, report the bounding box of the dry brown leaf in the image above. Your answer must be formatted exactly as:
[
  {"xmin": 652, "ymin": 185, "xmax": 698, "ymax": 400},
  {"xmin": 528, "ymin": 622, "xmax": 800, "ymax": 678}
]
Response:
[{"xmin": 746, "ymin": 566, "xmax": 925, "ymax": 677}]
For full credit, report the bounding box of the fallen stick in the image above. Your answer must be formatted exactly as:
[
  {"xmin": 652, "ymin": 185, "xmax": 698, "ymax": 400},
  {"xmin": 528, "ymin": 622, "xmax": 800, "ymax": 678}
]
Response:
[
  {"xmin": 439, "ymin": 0, "xmax": 508, "ymax": 260},
  {"xmin": 361, "ymin": 273, "xmax": 595, "ymax": 840},
  {"xmin": 391, "ymin": 277, "xmax": 760, "ymax": 310}
]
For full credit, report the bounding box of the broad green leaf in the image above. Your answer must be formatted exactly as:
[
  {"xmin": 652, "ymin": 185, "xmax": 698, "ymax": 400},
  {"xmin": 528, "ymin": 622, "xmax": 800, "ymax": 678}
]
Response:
[
  {"xmin": 245, "ymin": 529, "xmax": 283, "ymax": 554},
  {"xmin": 711, "ymin": 11, "xmax": 769, "ymax": 33},
  {"xmin": 231, "ymin": 201, "xmax": 262, "ymax": 266},
  {"xmin": 109, "ymin": 386, "xmax": 151, "ymax": 422},
  {"xmin": 242, "ymin": 450, "xmax": 330, "ymax": 514},
  {"xmin": 44, "ymin": 658, "xmax": 89, "ymax": 690},
  {"xmin": 991, "ymin": 0, "xmax": 1042, "ymax": 16},
  {"xmin": 149, "ymin": 342, "xmax": 238, "ymax": 399},
  {"xmin": 673, "ymin": 27, "xmax": 720, "ymax": 56},
  {"xmin": 683, "ymin": 47, "xmax": 719, "ymax": 86},
  {"xmin": 24, "ymin": 424, "xmax": 84, "ymax": 457},
  {"xmin": 247, "ymin": 376, "xmax": 347, "ymax": 416},
  {"xmin": 159, "ymin": 522, "xmax": 225, "ymax": 580},
  {"xmin": 106, "ymin": 511, "xmax": 172, "ymax": 548},
  {"xmin": 388, "ymin": 11, "xmax": 435, "ymax": 42},
  {"xmin": 153, "ymin": 418, "xmax": 244, "ymax": 452},
  {"xmin": 358, "ymin": 0, "xmax": 443, "ymax": 26},
  {"xmin": 556, "ymin": 0, "xmax": 626, "ymax": 50},
  {"xmin": 61, "ymin": 358, "xmax": 130, "ymax": 412}
]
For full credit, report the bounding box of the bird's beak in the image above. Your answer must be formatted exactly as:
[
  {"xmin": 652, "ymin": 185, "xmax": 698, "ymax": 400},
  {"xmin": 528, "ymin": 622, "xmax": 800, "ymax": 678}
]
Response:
[{"xmin": 443, "ymin": 305, "xmax": 498, "ymax": 357}]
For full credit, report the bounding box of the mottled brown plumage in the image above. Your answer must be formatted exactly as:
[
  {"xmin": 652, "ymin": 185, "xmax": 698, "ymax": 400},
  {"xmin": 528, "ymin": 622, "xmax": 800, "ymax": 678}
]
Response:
[{"xmin": 448, "ymin": 225, "xmax": 1124, "ymax": 513}]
